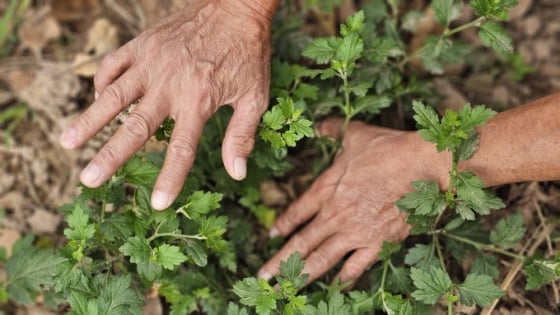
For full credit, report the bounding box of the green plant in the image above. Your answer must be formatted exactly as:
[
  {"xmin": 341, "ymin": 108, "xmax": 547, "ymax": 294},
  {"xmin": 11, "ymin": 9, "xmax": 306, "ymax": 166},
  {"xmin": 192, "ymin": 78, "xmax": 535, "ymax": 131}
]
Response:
[
  {"xmin": 0, "ymin": 103, "xmax": 27, "ymax": 147},
  {"xmin": 1, "ymin": 1, "xmax": 559, "ymax": 314},
  {"xmin": 0, "ymin": 0, "xmax": 30, "ymax": 56}
]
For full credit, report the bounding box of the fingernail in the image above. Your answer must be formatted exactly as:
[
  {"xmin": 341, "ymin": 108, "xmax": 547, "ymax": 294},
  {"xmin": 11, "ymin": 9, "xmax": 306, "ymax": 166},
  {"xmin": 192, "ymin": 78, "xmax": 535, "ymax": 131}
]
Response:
[
  {"xmin": 269, "ymin": 227, "xmax": 279, "ymax": 238},
  {"xmin": 59, "ymin": 128, "xmax": 77, "ymax": 149},
  {"xmin": 94, "ymin": 91, "xmax": 99, "ymax": 100},
  {"xmin": 80, "ymin": 163, "xmax": 102, "ymax": 186},
  {"xmin": 258, "ymin": 270, "xmax": 272, "ymax": 281},
  {"xmin": 233, "ymin": 157, "xmax": 247, "ymax": 180},
  {"xmin": 151, "ymin": 190, "xmax": 171, "ymax": 210}
]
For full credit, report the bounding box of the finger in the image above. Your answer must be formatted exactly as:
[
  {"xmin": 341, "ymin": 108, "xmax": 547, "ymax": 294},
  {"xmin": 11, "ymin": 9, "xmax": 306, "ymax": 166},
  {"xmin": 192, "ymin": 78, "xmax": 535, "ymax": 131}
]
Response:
[
  {"xmin": 301, "ymin": 235, "xmax": 350, "ymax": 284},
  {"xmin": 60, "ymin": 68, "xmax": 144, "ymax": 149},
  {"xmin": 79, "ymin": 94, "xmax": 167, "ymax": 187},
  {"xmin": 93, "ymin": 46, "xmax": 135, "ymax": 95},
  {"xmin": 222, "ymin": 93, "xmax": 267, "ymax": 180},
  {"xmin": 151, "ymin": 110, "xmax": 207, "ymax": 210},
  {"xmin": 317, "ymin": 117, "xmax": 345, "ymax": 140},
  {"xmin": 270, "ymin": 166, "xmax": 341, "ymax": 237},
  {"xmin": 336, "ymin": 245, "xmax": 381, "ymax": 287},
  {"xmin": 258, "ymin": 219, "xmax": 334, "ymax": 281}
]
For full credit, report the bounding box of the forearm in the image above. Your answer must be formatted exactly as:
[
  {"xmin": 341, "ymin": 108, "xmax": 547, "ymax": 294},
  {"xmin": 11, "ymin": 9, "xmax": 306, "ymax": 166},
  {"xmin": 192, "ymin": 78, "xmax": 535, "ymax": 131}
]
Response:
[{"xmin": 461, "ymin": 93, "xmax": 560, "ymax": 186}]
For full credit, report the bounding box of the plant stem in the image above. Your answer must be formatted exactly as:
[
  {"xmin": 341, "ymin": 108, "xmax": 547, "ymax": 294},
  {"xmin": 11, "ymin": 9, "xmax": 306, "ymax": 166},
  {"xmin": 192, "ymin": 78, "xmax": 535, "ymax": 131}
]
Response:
[
  {"xmin": 443, "ymin": 232, "xmax": 525, "ymax": 260},
  {"xmin": 444, "ymin": 17, "xmax": 486, "ymax": 37},
  {"xmin": 433, "ymin": 235, "xmax": 447, "ymax": 271},
  {"xmin": 340, "ymin": 70, "xmax": 352, "ymax": 136},
  {"xmin": 148, "ymin": 232, "xmax": 207, "ymax": 242}
]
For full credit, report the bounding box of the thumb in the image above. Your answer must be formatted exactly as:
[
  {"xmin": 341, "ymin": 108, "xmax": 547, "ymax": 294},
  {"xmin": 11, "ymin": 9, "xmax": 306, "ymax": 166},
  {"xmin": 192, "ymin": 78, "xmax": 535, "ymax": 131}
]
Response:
[
  {"xmin": 222, "ymin": 94, "xmax": 267, "ymax": 180},
  {"xmin": 317, "ymin": 117, "xmax": 346, "ymax": 140}
]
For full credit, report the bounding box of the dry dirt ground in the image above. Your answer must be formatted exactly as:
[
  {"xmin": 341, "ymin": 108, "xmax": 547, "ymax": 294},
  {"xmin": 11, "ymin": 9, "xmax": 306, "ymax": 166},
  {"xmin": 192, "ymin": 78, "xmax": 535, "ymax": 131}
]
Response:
[{"xmin": 0, "ymin": 0, "xmax": 559, "ymax": 314}]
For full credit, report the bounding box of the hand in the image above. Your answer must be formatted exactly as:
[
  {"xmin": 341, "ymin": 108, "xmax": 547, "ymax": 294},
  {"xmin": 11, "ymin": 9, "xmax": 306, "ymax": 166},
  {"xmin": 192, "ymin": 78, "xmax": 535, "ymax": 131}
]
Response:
[
  {"xmin": 258, "ymin": 118, "xmax": 449, "ymax": 285},
  {"xmin": 59, "ymin": 0, "xmax": 275, "ymax": 210}
]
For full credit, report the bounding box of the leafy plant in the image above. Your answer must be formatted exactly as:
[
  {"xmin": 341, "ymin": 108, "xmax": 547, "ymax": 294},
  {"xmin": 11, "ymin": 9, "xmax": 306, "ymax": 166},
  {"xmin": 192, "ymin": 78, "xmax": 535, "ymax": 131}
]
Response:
[{"xmin": 1, "ymin": 1, "xmax": 558, "ymax": 314}]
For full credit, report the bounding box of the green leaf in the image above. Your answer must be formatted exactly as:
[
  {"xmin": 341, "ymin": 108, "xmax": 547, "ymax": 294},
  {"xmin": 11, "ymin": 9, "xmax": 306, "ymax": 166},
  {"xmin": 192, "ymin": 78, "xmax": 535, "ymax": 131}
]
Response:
[
  {"xmin": 457, "ymin": 104, "xmax": 497, "ymax": 132},
  {"xmin": 335, "ymin": 33, "xmax": 364, "ymax": 66},
  {"xmin": 366, "ymin": 38, "xmax": 404, "ymax": 63},
  {"xmin": 97, "ymin": 275, "xmax": 144, "ymax": 315},
  {"xmin": 137, "ymin": 260, "xmax": 163, "ymax": 282},
  {"xmin": 471, "ymin": 254, "xmax": 500, "ymax": 280},
  {"xmin": 263, "ymin": 105, "xmax": 286, "ymax": 131},
  {"xmin": 182, "ymin": 191, "xmax": 223, "ymax": 220},
  {"xmin": 525, "ymin": 260, "xmax": 557, "ymax": 290},
  {"xmin": 64, "ymin": 203, "xmax": 95, "ymax": 241},
  {"xmin": 100, "ymin": 213, "xmax": 134, "ymax": 241},
  {"xmin": 348, "ymin": 291, "xmax": 374, "ymax": 314},
  {"xmin": 119, "ymin": 156, "xmax": 160, "ymax": 185},
  {"xmin": 412, "ymin": 101, "xmax": 441, "ymax": 144},
  {"xmin": 386, "ymin": 266, "xmax": 413, "ymax": 294},
  {"xmin": 6, "ymin": 249, "xmax": 66, "ymax": 304},
  {"xmin": 432, "ymin": 0, "xmax": 454, "ymax": 25},
  {"xmin": 316, "ymin": 291, "xmax": 350, "ymax": 315},
  {"xmin": 353, "ymin": 95, "xmax": 392, "ymax": 115},
  {"xmin": 198, "ymin": 215, "xmax": 228, "ymax": 251},
  {"xmin": 303, "ymin": 37, "xmax": 339, "ymax": 64},
  {"xmin": 410, "ymin": 267, "xmax": 453, "ymax": 304},
  {"xmin": 479, "ymin": 22, "xmax": 513, "ymax": 54},
  {"xmin": 405, "ymin": 243, "xmax": 439, "ymax": 270},
  {"xmin": 470, "ymin": 0, "xmax": 518, "ymax": 18},
  {"xmin": 490, "ymin": 213, "xmax": 526, "ymax": 249},
  {"xmin": 155, "ymin": 244, "xmax": 187, "ymax": 270},
  {"xmin": 279, "ymin": 252, "xmax": 308, "ymax": 289},
  {"xmin": 457, "ymin": 273, "xmax": 504, "ymax": 306},
  {"xmin": 456, "ymin": 171, "xmax": 505, "ymax": 218},
  {"xmin": 227, "ymin": 302, "xmax": 249, "ymax": 315},
  {"xmin": 119, "ymin": 236, "xmax": 151, "ymax": 264},
  {"xmin": 379, "ymin": 242, "xmax": 401, "ymax": 261},
  {"xmin": 185, "ymin": 240, "xmax": 208, "ymax": 267},
  {"xmin": 340, "ymin": 10, "xmax": 365, "ymax": 36},
  {"xmin": 457, "ymin": 132, "xmax": 480, "ymax": 161},
  {"xmin": 233, "ymin": 278, "xmax": 278, "ymax": 315},
  {"xmin": 396, "ymin": 181, "xmax": 446, "ymax": 216},
  {"xmin": 290, "ymin": 119, "xmax": 314, "ymax": 139},
  {"xmin": 69, "ymin": 291, "xmax": 99, "ymax": 315}
]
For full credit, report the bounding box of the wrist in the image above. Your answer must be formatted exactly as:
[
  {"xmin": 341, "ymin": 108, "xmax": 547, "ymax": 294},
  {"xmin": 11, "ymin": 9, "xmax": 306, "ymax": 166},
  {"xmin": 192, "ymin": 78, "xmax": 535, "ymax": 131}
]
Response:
[
  {"xmin": 221, "ymin": 0, "xmax": 280, "ymax": 23},
  {"xmin": 408, "ymin": 132, "xmax": 452, "ymax": 190}
]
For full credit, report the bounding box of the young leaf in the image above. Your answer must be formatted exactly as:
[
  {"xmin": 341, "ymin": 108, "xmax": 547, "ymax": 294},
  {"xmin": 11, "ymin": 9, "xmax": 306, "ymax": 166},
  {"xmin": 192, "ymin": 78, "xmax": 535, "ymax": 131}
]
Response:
[
  {"xmin": 119, "ymin": 236, "xmax": 151, "ymax": 264},
  {"xmin": 456, "ymin": 171, "xmax": 505, "ymax": 217},
  {"xmin": 340, "ymin": 10, "xmax": 365, "ymax": 36},
  {"xmin": 119, "ymin": 156, "xmax": 160, "ymax": 185},
  {"xmin": 316, "ymin": 291, "xmax": 350, "ymax": 315},
  {"xmin": 525, "ymin": 260, "xmax": 558, "ymax": 290},
  {"xmin": 432, "ymin": 0, "xmax": 454, "ymax": 26},
  {"xmin": 279, "ymin": 252, "xmax": 308, "ymax": 289},
  {"xmin": 303, "ymin": 37, "xmax": 339, "ymax": 64},
  {"xmin": 155, "ymin": 244, "xmax": 188, "ymax": 270},
  {"xmin": 233, "ymin": 278, "xmax": 278, "ymax": 314},
  {"xmin": 456, "ymin": 132, "xmax": 480, "ymax": 161},
  {"xmin": 457, "ymin": 273, "xmax": 504, "ymax": 306},
  {"xmin": 479, "ymin": 22, "xmax": 513, "ymax": 55},
  {"xmin": 471, "ymin": 254, "xmax": 500, "ymax": 280},
  {"xmin": 183, "ymin": 191, "xmax": 223, "ymax": 219},
  {"xmin": 97, "ymin": 275, "xmax": 144, "ymax": 315},
  {"xmin": 396, "ymin": 181, "xmax": 446, "ymax": 216},
  {"xmin": 412, "ymin": 101, "xmax": 442, "ymax": 144},
  {"xmin": 69, "ymin": 291, "xmax": 99, "ymax": 315},
  {"xmin": 227, "ymin": 302, "xmax": 249, "ymax": 315},
  {"xmin": 405, "ymin": 243, "xmax": 439, "ymax": 270},
  {"xmin": 6, "ymin": 249, "xmax": 66, "ymax": 304},
  {"xmin": 490, "ymin": 213, "xmax": 526, "ymax": 249},
  {"xmin": 411, "ymin": 267, "xmax": 453, "ymax": 304},
  {"xmin": 263, "ymin": 106, "xmax": 286, "ymax": 131},
  {"xmin": 458, "ymin": 104, "xmax": 497, "ymax": 132},
  {"xmin": 379, "ymin": 241, "xmax": 401, "ymax": 261},
  {"xmin": 63, "ymin": 203, "xmax": 95, "ymax": 241},
  {"xmin": 386, "ymin": 266, "xmax": 413, "ymax": 294}
]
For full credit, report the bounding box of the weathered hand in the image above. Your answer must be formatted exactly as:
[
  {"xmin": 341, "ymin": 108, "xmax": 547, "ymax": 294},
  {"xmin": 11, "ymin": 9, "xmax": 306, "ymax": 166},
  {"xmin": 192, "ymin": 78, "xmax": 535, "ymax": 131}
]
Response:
[
  {"xmin": 259, "ymin": 118, "xmax": 449, "ymax": 285},
  {"xmin": 59, "ymin": 0, "xmax": 275, "ymax": 210}
]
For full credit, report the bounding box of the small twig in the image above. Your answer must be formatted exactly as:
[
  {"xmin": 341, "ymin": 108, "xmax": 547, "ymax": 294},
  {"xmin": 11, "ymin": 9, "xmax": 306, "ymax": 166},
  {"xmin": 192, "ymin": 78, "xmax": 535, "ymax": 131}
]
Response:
[
  {"xmin": 482, "ymin": 223, "xmax": 555, "ymax": 315},
  {"xmin": 534, "ymin": 198, "xmax": 560, "ymax": 305}
]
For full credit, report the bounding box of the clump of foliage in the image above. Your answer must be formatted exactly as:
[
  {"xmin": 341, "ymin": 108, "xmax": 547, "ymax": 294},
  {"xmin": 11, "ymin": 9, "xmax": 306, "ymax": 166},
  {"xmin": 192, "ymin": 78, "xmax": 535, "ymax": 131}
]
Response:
[{"xmin": 1, "ymin": 0, "xmax": 559, "ymax": 314}]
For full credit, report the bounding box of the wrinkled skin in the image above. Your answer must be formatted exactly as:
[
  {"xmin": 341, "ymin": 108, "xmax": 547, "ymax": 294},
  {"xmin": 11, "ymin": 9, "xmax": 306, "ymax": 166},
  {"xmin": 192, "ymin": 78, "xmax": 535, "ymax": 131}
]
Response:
[
  {"xmin": 59, "ymin": 0, "xmax": 273, "ymax": 210},
  {"xmin": 259, "ymin": 119, "xmax": 449, "ymax": 285}
]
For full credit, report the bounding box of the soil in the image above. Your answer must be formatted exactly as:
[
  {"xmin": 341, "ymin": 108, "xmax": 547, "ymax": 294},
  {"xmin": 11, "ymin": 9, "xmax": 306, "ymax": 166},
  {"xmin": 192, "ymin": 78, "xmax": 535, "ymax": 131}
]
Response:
[{"xmin": 0, "ymin": 0, "xmax": 559, "ymax": 314}]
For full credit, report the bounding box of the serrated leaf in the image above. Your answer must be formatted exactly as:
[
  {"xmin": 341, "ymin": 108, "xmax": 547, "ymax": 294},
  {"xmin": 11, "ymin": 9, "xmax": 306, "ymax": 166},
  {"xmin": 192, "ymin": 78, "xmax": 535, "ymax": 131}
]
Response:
[
  {"xmin": 341, "ymin": 11, "xmax": 365, "ymax": 36},
  {"xmin": 233, "ymin": 277, "xmax": 278, "ymax": 315},
  {"xmin": 490, "ymin": 213, "xmax": 526, "ymax": 249},
  {"xmin": 457, "ymin": 132, "xmax": 480, "ymax": 161},
  {"xmin": 316, "ymin": 291, "xmax": 350, "ymax": 315},
  {"xmin": 410, "ymin": 267, "xmax": 452, "ymax": 304},
  {"xmin": 353, "ymin": 95, "xmax": 392, "ymax": 115},
  {"xmin": 69, "ymin": 291, "xmax": 99, "ymax": 315},
  {"xmin": 227, "ymin": 302, "xmax": 249, "ymax": 315},
  {"xmin": 279, "ymin": 252, "xmax": 308, "ymax": 289},
  {"xmin": 6, "ymin": 249, "xmax": 66, "ymax": 304},
  {"xmin": 405, "ymin": 243, "xmax": 438, "ymax": 270},
  {"xmin": 432, "ymin": 0, "xmax": 454, "ymax": 25},
  {"xmin": 198, "ymin": 215, "xmax": 228, "ymax": 251},
  {"xmin": 335, "ymin": 32, "xmax": 364, "ymax": 66},
  {"xmin": 396, "ymin": 181, "xmax": 446, "ymax": 216},
  {"xmin": 97, "ymin": 275, "xmax": 144, "ymax": 315},
  {"xmin": 303, "ymin": 37, "xmax": 339, "ymax": 64},
  {"xmin": 458, "ymin": 104, "xmax": 497, "ymax": 132},
  {"xmin": 64, "ymin": 203, "xmax": 95, "ymax": 241},
  {"xmin": 119, "ymin": 236, "xmax": 151, "ymax": 264},
  {"xmin": 456, "ymin": 171, "xmax": 505, "ymax": 217},
  {"xmin": 470, "ymin": 0, "xmax": 518, "ymax": 18},
  {"xmin": 137, "ymin": 260, "xmax": 162, "ymax": 282},
  {"xmin": 155, "ymin": 244, "xmax": 187, "ymax": 270},
  {"xmin": 379, "ymin": 242, "xmax": 401, "ymax": 261},
  {"xmin": 263, "ymin": 106, "xmax": 286, "ymax": 131},
  {"xmin": 525, "ymin": 260, "xmax": 557, "ymax": 290},
  {"xmin": 471, "ymin": 254, "xmax": 500, "ymax": 280},
  {"xmin": 479, "ymin": 22, "xmax": 513, "ymax": 54},
  {"xmin": 348, "ymin": 291, "xmax": 374, "ymax": 314},
  {"xmin": 183, "ymin": 191, "xmax": 223, "ymax": 220},
  {"xmin": 185, "ymin": 240, "xmax": 208, "ymax": 267},
  {"xmin": 119, "ymin": 156, "xmax": 160, "ymax": 185},
  {"xmin": 100, "ymin": 213, "xmax": 133, "ymax": 241},
  {"xmin": 457, "ymin": 273, "xmax": 504, "ymax": 306},
  {"xmin": 386, "ymin": 266, "xmax": 413, "ymax": 294},
  {"xmin": 412, "ymin": 101, "xmax": 441, "ymax": 144}
]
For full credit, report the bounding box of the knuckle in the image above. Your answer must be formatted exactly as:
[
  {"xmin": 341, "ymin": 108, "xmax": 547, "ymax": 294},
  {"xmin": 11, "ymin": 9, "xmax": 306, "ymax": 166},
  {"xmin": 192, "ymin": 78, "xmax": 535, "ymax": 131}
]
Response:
[
  {"xmin": 97, "ymin": 145, "xmax": 122, "ymax": 167},
  {"xmin": 342, "ymin": 261, "xmax": 365, "ymax": 280},
  {"xmin": 167, "ymin": 138, "xmax": 196, "ymax": 162},
  {"xmin": 309, "ymin": 248, "xmax": 331, "ymax": 269},
  {"xmin": 229, "ymin": 131, "xmax": 255, "ymax": 153},
  {"xmin": 289, "ymin": 234, "xmax": 310, "ymax": 255},
  {"xmin": 102, "ymin": 84, "xmax": 128, "ymax": 108},
  {"xmin": 122, "ymin": 113, "xmax": 152, "ymax": 141}
]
